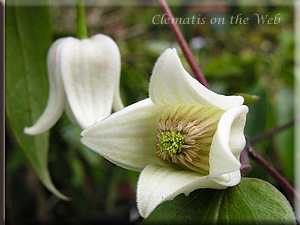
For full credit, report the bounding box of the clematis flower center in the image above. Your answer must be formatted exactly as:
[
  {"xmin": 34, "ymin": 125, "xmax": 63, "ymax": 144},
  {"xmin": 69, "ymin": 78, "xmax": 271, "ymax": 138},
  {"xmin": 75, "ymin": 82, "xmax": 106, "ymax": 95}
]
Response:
[
  {"xmin": 156, "ymin": 105, "xmax": 225, "ymax": 175},
  {"xmin": 157, "ymin": 131, "xmax": 185, "ymax": 156}
]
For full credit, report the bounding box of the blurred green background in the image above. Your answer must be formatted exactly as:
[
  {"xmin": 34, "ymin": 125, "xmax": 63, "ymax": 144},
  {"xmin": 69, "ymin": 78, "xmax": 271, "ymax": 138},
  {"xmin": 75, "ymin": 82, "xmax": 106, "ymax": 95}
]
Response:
[{"xmin": 6, "ymin": 2, "xmax": 294, "ymax": 224}]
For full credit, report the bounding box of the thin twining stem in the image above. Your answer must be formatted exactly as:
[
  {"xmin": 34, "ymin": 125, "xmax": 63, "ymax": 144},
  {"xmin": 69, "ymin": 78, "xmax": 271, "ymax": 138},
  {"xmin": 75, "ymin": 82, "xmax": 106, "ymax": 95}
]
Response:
[
  {"xmin": 157, "ymin": 0, "xmax": 209, "ymax": 89},
  {"xmin": 247, "ymin": 145, "xmax": 300, "ymax": 202},
  {"xmin": 250, "ymin": 117, "xmax": 298, "ymax": 144}
]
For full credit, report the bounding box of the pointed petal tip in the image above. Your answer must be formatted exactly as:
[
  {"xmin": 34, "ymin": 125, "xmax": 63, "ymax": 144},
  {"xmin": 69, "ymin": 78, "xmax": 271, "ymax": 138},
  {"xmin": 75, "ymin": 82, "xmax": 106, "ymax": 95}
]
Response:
[
  {"xmin": 80, "ymin": 130, "xmax": 85, "ymax": 137},
  {"xmin": 23, "ymin": 126, "xmax": 35, "ymax": 136},
  {"xmin": 234, "ymin": 94, "xmax": 245, "ymax": 105},
  {"xmin": 24, "ymin": 126, "xmax": 46, "ymax": 136},
  {"xmin": 158, "ymin": 47, "xmax": 179, "ymax": 60},
  {"xmin": 23, "ymin": 37, "xmax": 67, "ymax": 137},
  {"xmin": 80, "ymin": 99, "xmax": 165, "ymax": 172},
  {"xmin": 150, "ymin": 48, "xmax": 245, "ymax": 110}
]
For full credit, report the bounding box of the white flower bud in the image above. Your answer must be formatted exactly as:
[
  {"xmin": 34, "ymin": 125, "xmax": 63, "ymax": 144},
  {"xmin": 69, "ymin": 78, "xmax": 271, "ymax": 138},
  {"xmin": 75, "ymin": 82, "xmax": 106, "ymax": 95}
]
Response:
[{"xmin": 24, "ymin": 34, "xmax": 123, "ymax": 135}]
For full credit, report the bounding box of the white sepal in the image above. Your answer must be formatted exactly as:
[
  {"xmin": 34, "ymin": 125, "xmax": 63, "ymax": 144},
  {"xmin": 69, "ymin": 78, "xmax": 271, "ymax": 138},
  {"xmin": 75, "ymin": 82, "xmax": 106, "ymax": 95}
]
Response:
[
  {"xmin": 24, "ymin": 38, "xmax": 67, "ymax": 135},
  {"xmin": 137, "ymin": 163, "xmax": 226, "ymax": 218},
  {"xmin": 209, "ymin": 170, "xmax": 241, "ymax": 187},
  {"xmin": 81, "ymin": 99, "xmax": 166, "ymax": 171},
  {"xmin": 209, "ymin": 105, "xmax": 248, "ymax": 178},
  {"xmin": 149, "ymin": 48, "xmax": 244, "ymax": 110},
  {"xmin": 61, "ymin": 34, "xmax": 123, "ymax": 129}
]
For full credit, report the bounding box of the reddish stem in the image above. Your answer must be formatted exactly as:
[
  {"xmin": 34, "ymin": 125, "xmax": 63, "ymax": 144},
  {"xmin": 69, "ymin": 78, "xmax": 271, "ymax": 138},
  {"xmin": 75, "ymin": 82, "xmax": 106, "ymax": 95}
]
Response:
[
  {"xmin": 250, "ymin": 118, "xmax": 297, "ymax": 144},
  {"xmin": 157, "ymin": 0, "xmax": 209, "ymax": 89},
  {"xmin": 240, "ymin": 142, "xmax": 252, "ymax": 175},
  {"xmin": 248, "ymin": 146, "xmax": 300, "ymax": 202}
]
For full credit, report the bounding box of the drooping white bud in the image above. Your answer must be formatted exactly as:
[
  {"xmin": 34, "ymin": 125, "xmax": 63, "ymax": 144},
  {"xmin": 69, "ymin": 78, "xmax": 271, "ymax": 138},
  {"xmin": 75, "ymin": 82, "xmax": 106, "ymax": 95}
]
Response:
[{"xmin": 24, "ymin": 34, "xmax": 123, "ymax": 135}]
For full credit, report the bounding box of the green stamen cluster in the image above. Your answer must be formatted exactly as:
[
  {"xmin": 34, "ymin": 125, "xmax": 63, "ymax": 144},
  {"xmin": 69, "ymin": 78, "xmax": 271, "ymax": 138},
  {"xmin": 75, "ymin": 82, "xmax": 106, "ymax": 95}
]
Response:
[{"xmin": 157, "ymin": 131, "xmax": 185, "ymax": 156}]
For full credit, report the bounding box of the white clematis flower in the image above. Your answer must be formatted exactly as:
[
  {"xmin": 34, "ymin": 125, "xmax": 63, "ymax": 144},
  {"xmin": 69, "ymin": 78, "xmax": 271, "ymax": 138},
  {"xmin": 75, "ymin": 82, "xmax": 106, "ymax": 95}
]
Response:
[
  {"xmin": 81, "ymin": 48, "xmax": 248, "ymax": 218},
  {"xmin": 24, "ymin": 34, "xmax": 124, "ymax": 135}
]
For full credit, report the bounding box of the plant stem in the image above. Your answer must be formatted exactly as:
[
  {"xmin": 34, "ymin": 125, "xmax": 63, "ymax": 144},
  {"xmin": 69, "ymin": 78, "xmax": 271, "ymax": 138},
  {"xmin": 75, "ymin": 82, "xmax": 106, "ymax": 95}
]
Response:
[
  {"xmin": 157, "ymin": 0, "xmax": 209, "ymax": 89},
  {"xmin": 76, "ymin": 0, "xmax": 88, "ymax": 39},
  {"xmin": 240, "ymin": 140, "xmax": 252, "ymax": 175},
  {"xmin": 247, "ymin": 146, "xmax": 300, "ymax": 202},
  {"xmin": 250, "ymin": 117, "xmax": 297, "ymax": 144}
]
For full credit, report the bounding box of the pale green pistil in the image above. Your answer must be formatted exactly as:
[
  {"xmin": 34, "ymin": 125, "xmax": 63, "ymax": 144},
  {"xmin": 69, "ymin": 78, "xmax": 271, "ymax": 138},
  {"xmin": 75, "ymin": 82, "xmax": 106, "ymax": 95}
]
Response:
[{"xmin": 158, "ymin": 131, "xmax": 185, "ymax": 156}]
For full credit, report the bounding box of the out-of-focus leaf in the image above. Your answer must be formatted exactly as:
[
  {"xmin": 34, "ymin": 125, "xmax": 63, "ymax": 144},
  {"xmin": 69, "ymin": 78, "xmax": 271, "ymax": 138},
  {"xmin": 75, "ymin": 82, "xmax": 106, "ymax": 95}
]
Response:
[
  {"xmin": 143, "ymin": 178, "xmax": 296, "ymax": 225},
  {"xmin": 204, "ymin": 55, "xmax": 245, "ymax": 79},
  {"xmin": 68, "ymin": 155, "xmax": 84, "ymax": 188},
  {"xmin": 6, "ymin": 4, "xmax": 67, "ymax": 200},
  {"xmin": 274, "ymin": 87, "xmax": 294, "ymax": 182},
  {"xmin": 120, "ymin": 65, "xmax": 149, "ymax": 105},
  {"xmin": 60, "ymin": 122, "xmax": 102, "ymax": 166},
  {"xmin": 6, "ymin": 146, "xmax": 25, "ymax": 174},
  {"xmin": 245, "ymin": 85, "xmax": 269, "ymax": 137}
]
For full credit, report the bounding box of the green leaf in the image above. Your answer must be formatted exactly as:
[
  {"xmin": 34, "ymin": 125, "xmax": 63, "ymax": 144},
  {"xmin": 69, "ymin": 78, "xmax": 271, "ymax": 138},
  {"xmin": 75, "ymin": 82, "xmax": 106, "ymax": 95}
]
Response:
[
  {"xmin": 143, "ymin": 178, "xmax": 296, "ymax": 225},
  {"xmin": 5, "ymin": 4, "xmax": 68, "ymax": 200}
]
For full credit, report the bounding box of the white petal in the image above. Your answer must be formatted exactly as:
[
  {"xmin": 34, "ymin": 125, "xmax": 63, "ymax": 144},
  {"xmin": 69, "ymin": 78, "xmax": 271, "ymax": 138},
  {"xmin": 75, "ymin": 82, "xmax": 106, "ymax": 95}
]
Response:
[
  {"xmin": 209, "ymin": 105, "xmax": 248, "ymax": 178},
  {"xmin": 81, "ymin": 99, "xmax": 166, "ymax": 171},
  {"xmin": 209, "ymin": 169, "xmax": 241, "ymax": 187},
  {"xmin": 24, "ymin": 38, "xmax": 67, "ymax": 135},
  {"xmin": 137, "ymin": 163, "xmax": 227, "ymax": 218},
  {"xmin": 60, "ymin": 34, "xmax": 122, "ymax": 129},
  {"xmin": 149, "ymin": 48, "xmax": 244, "ymax": 110},
  {"xmin": 90, "ymin": 34, "xmax": 124, "ymax": 112}
]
